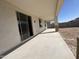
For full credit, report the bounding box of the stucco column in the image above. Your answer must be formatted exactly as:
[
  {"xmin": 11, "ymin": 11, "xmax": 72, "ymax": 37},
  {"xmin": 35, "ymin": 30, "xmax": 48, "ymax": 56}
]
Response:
[{"xmin": 54, "ymin": 16, "xmax": 59, "ymax": 32}]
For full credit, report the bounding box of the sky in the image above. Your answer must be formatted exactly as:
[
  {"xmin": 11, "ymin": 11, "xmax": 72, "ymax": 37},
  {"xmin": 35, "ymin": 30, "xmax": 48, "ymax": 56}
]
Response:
[{"xmin": 58, "ymin": 0, "xmax": 79, "ymax": 23}]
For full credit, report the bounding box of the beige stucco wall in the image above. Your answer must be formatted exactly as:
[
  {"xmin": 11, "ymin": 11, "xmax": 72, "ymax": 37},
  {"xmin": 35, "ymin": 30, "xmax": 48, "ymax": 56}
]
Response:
[
  {"xmin": 0, "ymin": 0, "xmax": 21, "ymax": 55},
  {"xmin": 0, "ymin": 0, "xmax": 46, "ymax": 55},
  {"xmin": 32, "ymin": 16, "xmax": 46, "ymax": 35}
]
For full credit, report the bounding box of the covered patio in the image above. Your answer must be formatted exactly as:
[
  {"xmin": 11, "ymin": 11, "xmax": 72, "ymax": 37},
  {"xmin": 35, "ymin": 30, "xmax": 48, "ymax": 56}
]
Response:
[
  {"xmin": 4, "ymin": 0, "xmax": 64, "ymax": 32},
  {"xmin": 2, "ymin": 29, "xmax": 75, "ymax": 59},
  {"xmin": 0, "ymin": 0, "xmax": 76, "ymax": 59}
]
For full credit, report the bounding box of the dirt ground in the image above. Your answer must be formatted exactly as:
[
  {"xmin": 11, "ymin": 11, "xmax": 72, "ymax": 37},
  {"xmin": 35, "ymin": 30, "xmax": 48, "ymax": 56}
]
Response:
[{"xmin": 59, "ymin": 27, "xmax": 79, "ymax": 57}]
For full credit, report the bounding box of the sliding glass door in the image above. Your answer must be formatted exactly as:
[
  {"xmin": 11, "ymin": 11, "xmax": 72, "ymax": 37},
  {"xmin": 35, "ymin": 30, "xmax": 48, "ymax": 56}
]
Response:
[{"xmin": 16, "ymin": 12, "xmax": 33, "ymax": 41}]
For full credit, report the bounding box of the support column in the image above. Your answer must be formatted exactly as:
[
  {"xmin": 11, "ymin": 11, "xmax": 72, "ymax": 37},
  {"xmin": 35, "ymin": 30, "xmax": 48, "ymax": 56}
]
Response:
[{"xmin": 54, "ymin": 16, "xmax": 59, "ymax": 32}]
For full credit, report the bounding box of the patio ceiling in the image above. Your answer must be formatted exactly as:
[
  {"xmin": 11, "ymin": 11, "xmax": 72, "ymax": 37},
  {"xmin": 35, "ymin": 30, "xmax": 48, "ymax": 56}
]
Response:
[{"xmin": 5, "ymin": 0, "xmax": 63, "ymax": 21}]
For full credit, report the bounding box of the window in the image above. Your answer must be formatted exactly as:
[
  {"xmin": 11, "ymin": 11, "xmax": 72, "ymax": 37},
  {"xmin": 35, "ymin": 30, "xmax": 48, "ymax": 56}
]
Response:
[
  {"xmin": 39, "ymin": 18, "xmax": 42, "ymax": 27},
  {"xmin": 45, "ymin": 21, "xmax": 46, "ymax": 27}
]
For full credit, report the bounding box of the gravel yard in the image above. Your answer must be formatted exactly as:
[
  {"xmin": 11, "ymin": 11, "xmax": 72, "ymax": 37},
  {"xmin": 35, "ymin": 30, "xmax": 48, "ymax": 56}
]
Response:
[{"xmin": 59, "ymin": 27, "xmax": 79, "ymax": 57}]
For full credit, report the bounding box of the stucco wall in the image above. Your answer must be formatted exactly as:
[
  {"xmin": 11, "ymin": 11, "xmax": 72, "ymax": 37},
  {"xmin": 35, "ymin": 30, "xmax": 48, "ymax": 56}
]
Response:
[
  {"xmin": 32, "ymin": 16, "xmax": 46, "ymax": 35},
  {"xmin": 0, "ymin": 0, "xmax": 21, "ymax": 55},
  {"xmin": 0, "ymin": 0, "xmax": 46, "ymax": 55}
]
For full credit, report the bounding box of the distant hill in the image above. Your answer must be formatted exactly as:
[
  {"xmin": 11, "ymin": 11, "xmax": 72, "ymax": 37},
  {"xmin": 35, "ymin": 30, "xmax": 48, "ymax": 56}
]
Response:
[{"xmin": 59, "ymin": 18, "xmax": 79, "ymax": 28}]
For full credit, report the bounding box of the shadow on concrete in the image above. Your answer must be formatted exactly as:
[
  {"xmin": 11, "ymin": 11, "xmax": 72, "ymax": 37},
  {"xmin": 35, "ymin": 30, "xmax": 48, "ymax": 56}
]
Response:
[{"xmin": 41, "ymin": 31, "xmax": 56, "ymax": 34}]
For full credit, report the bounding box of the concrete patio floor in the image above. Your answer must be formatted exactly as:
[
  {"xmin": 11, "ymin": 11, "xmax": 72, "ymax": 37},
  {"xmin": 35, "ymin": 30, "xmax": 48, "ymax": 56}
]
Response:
[{"xmin": 2, "ymin": 29, "xmax": 75, "ymax": 59}]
